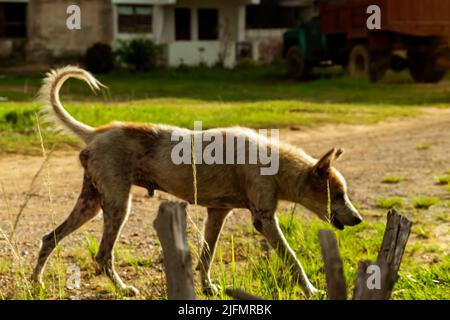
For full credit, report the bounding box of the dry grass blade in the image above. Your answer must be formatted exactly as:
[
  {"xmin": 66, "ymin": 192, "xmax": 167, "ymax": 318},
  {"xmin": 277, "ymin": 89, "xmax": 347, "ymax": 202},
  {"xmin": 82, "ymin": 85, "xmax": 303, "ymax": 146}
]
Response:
[
  {"xmin": 183, "ymin": 133, "xmax": 204, "ymax": 257},
  {"xmin": 0, "ymin": 225, "xmax": 33, "ymax": 298},
  {"xmin": 35, "ymin": 112, "xmax": 63, "ymax": 299},
  {"xmin": 9, "ymin": 148, "xmax": 54, "ymax": 241}
]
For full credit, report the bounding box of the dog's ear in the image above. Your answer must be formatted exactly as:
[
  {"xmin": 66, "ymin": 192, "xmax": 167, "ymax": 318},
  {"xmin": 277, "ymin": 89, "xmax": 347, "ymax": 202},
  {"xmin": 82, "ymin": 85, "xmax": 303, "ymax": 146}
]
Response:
[
  {"xmin": 312, "ymin": 148, "xmax": 337, "ymax": 176},
  {"xmin": 335, "ymin": 148, "xmax": 344, "ymax": 161}
]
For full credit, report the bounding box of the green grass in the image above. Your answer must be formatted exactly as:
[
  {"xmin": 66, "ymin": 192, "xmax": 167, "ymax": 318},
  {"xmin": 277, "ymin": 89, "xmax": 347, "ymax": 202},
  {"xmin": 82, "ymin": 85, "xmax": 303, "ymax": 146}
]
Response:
[
  {"xmin": 1, "ymin": 212, "xmax": 449, "ymax": 300},
  {"xmin": 207, "ymin": 213, "xmax": 450, "ymax": 300},
  {"xmin": 382, "ymin": 176, "xmax": 404, "ymax": 184},
  {"xmin": 376, "ymin": 197, "xmax": 404, "ymax": 209},
  {"xmin": 413, "ymin": 197, "xmax": 439, "ymax": 209},
  {"xmin": 3, "ymin": 66, "xmax": 449, "ymax": 154},
  {"xmin": 435, "ymin": 176, "xmax": 450, "ymax": 185},
  {"xmin": 84, "ymin": 233, "xmax": 99, "ymax": 260},
  {"xmin": 437, "ymin": 213, "xmax": 450, "ymax": 223}
]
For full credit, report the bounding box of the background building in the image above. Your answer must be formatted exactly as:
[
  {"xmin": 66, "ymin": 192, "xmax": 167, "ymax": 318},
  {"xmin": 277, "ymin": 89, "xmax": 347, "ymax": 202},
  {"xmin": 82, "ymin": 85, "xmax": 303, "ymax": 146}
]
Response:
[{"xmin": 0, "ymin": 0, "xmax": 313, "ymax": 68}]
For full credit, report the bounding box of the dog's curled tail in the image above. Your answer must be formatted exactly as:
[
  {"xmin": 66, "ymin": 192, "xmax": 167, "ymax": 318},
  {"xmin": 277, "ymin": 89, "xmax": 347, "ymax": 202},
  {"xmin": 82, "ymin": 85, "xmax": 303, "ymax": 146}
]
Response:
[{"xmin": 39, "ymin": 65, "xmax": 105, "ymax": 144}]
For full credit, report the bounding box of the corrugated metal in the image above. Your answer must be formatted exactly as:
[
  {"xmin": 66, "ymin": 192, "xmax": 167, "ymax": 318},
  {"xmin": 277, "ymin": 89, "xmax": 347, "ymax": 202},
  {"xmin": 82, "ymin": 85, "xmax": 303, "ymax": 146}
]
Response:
[
  {"xmin": 320, "ymin": 0, "xmax": 450, "ymax": 37},
  {"xmin": 387, "ymin": 0, "xmax": 450, "ymax": 36}
]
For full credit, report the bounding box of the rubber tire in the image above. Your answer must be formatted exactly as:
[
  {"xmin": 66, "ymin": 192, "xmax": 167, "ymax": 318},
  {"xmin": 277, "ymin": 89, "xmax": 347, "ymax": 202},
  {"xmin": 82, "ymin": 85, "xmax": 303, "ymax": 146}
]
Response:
[
  {"xmin": 409, "ymin": 52, "xmax": 447, "ymax": 83},
  {"xmin": 286, "ymin": 45, "xmax": 310, "ymax": 80},
  {"xmin": 348, "ymin": 44, "xmax": 370, "ymax": 78}
]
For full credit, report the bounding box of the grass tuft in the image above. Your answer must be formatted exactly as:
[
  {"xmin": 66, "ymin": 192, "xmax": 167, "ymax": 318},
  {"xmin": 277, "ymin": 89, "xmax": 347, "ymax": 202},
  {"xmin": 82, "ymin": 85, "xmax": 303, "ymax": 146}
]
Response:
[
  {"xmin": 382, "ymin": 176, "xmax": 404, "ymax": 184},
  {"xmin": 376, "ymin": 197, "xmax": 404, "ymax": 209},
  {"xmin": 85, "ymin": 233, "xmax": 99, "ymax": 260},
  {"xmin": 435, "ymin": 176, "xmax": 450, "ymax": 185},
  {"xmin": 413, "ymin": 197, "xmax": 439, "ymax": 209},
  {"xmin": 416, "ymin": 144, "xmax": 432, "ymax": 151}
]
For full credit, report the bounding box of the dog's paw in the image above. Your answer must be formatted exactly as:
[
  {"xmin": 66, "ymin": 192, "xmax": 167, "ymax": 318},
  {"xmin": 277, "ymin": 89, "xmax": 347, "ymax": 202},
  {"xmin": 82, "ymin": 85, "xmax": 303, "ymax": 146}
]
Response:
[
  {"xmin": 30, "ymin": 273, "xmax": 45, "ymax": 288},
  {"xmin": 304, "ymin": 286, "xmax": 326, "ymax": 299},
  {"xmin": 310, "ymin": 288, "xmax": 326, "ymax": 297},
  {"xmin": 119, "ymin": 285, "xmax": 140, "ymax": 297},
  {"xmin": 202, "ymin": 282, "xmax": 221, "ymax": 296}
]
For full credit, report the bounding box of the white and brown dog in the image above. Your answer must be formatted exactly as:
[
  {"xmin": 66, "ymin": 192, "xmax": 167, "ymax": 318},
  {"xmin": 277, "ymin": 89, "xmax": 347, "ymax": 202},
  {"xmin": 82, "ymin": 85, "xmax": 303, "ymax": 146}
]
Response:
[{"xmin": 32, "ymin": 66, "xmax": 362, "ymax": 297}]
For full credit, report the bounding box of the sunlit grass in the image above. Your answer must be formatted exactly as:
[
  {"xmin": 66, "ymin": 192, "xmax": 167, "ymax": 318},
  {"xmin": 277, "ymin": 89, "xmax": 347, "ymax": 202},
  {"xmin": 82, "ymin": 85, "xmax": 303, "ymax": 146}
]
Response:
[
  {"xmin": 4, "ymin": 66, "xmax": 448, "ymax": 154},
  {"xmin": 382, "ymin": 176, "xmax": 404, "ymax": 184},
  {"xmin": 435, "ymin": 175, "xmax": 450, "ymax": 185},
  {"xmin": 376, "ymin": 197, "xmax": 404, "ymax": 209},
  {"xmin": 413, "ymin": 197, "xmax": 439, "ymax": 210}
]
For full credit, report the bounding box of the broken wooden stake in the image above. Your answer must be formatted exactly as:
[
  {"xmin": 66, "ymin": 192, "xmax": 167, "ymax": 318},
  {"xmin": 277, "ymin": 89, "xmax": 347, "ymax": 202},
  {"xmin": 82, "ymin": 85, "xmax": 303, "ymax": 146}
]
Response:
[
  {"xmin": 154, "ymin": 201, "xmax": 196, "ymax": 300},
  {"xmin": 225, "ymin": 288, "xmax": 265, "ymax": 300},
  {"xmin": 318, "ymin": 230, "xmax": 347, "ymax": 300},
  {"xmin": 319, "ymin": 209, "xmax": 412, "ymax": 300},
  {"xmin": 354, "ymin": 209, "xmax": 412, "ymax": 300},
  {"xmin": 377, "ymin": 209, "xmax": 413, "ymax": 271}
]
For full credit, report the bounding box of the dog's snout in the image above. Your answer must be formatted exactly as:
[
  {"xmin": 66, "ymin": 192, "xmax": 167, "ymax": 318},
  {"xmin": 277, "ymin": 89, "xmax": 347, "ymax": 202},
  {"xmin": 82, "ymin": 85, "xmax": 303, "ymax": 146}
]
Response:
[{"xmin": 353, "ymin": 215, "xmax": 363, "ymax": 225}]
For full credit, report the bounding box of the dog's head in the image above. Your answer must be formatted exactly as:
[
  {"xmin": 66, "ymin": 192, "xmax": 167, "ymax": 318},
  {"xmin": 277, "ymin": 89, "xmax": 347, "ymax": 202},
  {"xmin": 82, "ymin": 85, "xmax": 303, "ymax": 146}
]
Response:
[{"xmin": 300, "ymin": 148, "xmax": 362, "ymax": 230}]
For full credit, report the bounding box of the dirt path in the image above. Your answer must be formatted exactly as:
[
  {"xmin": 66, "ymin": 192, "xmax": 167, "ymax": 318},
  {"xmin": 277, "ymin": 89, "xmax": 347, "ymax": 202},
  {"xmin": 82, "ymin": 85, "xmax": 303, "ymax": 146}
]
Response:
[{"xmin": 1, "ymin": 109, "xmax": 449, "ymax": 283}]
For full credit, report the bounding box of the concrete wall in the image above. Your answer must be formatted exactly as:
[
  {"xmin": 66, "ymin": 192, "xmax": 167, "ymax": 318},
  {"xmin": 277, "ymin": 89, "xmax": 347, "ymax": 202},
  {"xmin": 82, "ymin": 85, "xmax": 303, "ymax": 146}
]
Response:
[
  {"xmin": 162, "ymin": 0, "xmax": 246, "ymax": 67},
  {"xmin": 26, "ymin": 0, "xmax": 113, "ymax": 62}
]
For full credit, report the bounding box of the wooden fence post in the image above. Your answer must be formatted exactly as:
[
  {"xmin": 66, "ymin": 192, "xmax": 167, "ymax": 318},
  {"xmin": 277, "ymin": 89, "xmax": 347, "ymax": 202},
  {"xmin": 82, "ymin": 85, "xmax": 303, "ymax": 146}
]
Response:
[
  {"xmin": 318, "ymin": 230, "xmax": 347, "ymax": 300},
  {"xmin": 319, "ymin": 209, "xmax": 412, "ymax": 300},
  {"xmin": 353, "ymin": 209, "xmax": 412, "ymax": 300},
  {"xmin": 154, "ymin": 201, "xmax": 196, "ymax": 300},
  {"xmin": 152, "ymin": 204, "xmax": 411, "ymax": 301}
]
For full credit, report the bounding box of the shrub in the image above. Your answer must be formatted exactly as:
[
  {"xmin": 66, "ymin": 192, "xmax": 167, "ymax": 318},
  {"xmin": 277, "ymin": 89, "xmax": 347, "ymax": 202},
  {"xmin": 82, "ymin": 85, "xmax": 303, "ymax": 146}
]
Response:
[
  {"xmin": 115, "ymin": 38, "xmax": 160, "ymax": 71},
  {"xmin": 3, "ymin": 110, "xmax": 35, "ymax": 132},
  {"xmin": 85, "ymin": 43, "xmax": 114, "ymax": 74},
  {"xmin": 235, "ymin": 57, "xmax": 260, "ymax": 70}
]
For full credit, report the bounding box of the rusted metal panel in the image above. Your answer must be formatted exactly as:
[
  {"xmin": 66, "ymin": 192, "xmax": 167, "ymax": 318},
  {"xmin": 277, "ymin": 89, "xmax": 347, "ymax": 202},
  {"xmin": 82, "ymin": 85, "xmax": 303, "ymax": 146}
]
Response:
[
  {"xmin": 386, "ymin": 0, "xmax": 450, "ymax": 36},
  {"xmin": 320, "ymin": 0, "xmax": 450, "ymax": 37}
]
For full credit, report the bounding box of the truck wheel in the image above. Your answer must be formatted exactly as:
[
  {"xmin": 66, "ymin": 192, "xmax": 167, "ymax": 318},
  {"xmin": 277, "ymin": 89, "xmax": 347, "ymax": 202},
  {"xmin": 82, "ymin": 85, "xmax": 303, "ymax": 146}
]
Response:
[
  {"xmin": 348, "ymin": 44, "xmax": 370, "ymax": 78},
  {"xmin": 286, "ymin": 45, "xmax": 310, "ymax": 80},
  {"xmin": 369, "ymin": 50, "xmax": 392, "ymax": 82},
  {"xmin": 409, "ymin": 52, "xmax": 447, "ymax": 83}
]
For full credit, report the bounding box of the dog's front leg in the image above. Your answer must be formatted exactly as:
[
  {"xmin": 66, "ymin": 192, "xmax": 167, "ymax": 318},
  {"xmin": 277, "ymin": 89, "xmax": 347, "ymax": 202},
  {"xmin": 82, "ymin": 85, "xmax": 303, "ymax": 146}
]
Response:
[
  {"xmin": 252, "ymin": 210, "xmax": 318, "ymax": 297},
  {"xmin": 197, "ymin": 208, "xmax": 231, "ymax": 295}
]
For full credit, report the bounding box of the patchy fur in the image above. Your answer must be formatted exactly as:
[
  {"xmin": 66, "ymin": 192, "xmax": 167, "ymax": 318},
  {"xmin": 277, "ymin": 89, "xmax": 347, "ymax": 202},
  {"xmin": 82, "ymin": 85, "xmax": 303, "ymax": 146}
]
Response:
[{"xmin": 32, "ymin": 66, "xmax": 362, "ymax": 297}]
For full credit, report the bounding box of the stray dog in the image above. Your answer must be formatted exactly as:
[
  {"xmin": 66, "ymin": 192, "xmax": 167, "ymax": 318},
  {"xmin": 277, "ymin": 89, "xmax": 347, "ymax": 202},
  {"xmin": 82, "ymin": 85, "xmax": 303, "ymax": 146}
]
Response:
[{"xmin": 32, "ymin": 66, "xmax": 362, "ymax": 297}]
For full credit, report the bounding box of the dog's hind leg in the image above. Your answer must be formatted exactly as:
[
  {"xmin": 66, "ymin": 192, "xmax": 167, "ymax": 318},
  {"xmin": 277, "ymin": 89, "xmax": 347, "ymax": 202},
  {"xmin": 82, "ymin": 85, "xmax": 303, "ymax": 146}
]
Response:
[
  {"xmin": 32, "ymin": 173, "xmax": 101, "ymax": 286},
  {"xmin": 252, "ymin": 211, "xmax": 318, "ymax": 297},
  {"xmin": 197, "ymin": 208, "xmax": 231, "ymax": 295},
  {"xmin": 94, "ymin": 183, "xmax": 138, "ymax": 296}
]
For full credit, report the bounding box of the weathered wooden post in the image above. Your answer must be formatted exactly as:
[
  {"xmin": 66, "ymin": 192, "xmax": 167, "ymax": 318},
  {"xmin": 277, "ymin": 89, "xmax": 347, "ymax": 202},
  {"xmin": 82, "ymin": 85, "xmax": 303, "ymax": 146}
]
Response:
[
  {"xmin": 225, "ymin": 288, "xmax": 264, "ymax": 300},
  {"xmin": 353, "ymin": 209, "xmax": 412, "ymax": 299},
  {"xmin": 319, "ymin": 209, "xmax": 412, "ymax": 300},
  {"xmin": 318, "ymin": 230, "xmax": 347, "ymax": 300},
  {"xmin": 154, "ymin": 201, "xmax": 196, "ymax": 300}
]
